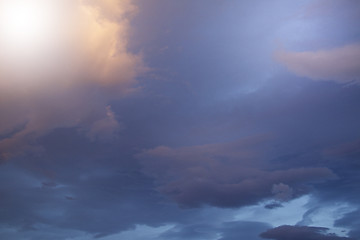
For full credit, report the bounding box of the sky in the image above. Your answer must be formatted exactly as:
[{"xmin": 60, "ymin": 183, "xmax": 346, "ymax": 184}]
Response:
[{"xmin": 0, "ymin": 0, "xmax": 360, "ymax": 239}]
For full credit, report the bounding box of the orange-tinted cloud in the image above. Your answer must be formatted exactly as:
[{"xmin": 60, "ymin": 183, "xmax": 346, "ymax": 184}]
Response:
[{"xmin": 275, "ymin": 43, "xmax": 360, "ymax": 84}]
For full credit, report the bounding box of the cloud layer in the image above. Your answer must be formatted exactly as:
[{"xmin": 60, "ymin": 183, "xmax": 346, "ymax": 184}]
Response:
[{"xmin": 137, "ymin": 137, "xmax": 335, "ymax": 208}]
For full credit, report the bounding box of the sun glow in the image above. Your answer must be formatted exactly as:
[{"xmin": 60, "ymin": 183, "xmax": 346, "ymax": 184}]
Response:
[
  {"xmin": 0, "ymin": 0, "xmax": 78, "ymax": 85},
  {"xmin": 1, "ymin": 2, "xmax": 47, "ymax": 43},
  {"xmin": 0, "ymin": 0, "xmax": 62, "ymax": 53},
  {"xmin": 0, "ymin": 0, "xmax": 140, "ymax": 89}
]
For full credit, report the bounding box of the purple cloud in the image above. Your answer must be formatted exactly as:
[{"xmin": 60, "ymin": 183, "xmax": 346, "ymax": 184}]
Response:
[{"xmin": 137, "ymin": 136, "xmax": 335, "ymax": 207}]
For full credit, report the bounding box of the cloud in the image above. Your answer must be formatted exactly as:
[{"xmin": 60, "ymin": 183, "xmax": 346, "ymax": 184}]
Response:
[
  {"xmin": 218, "ymin": 221, "xmax": 271, "ymax": 240},
  {"xmin": 0, "ymin": 162, "xmax": 195, "ymax": 238},
  {"xmin": 136, "ymin": 136, "xmax": 336, "ymax": 208},
  {"xmin": 264, "ymin": 202, "xmax": 284, "ymax": 209},
  {"xmin": 0, "ymin": 0, "xmax": 144, "ymax": 160},
  {"xmin": 323, "ymin": 139, "xmax": 360, "ymax": 157},
  {"xmin": 275, "ymin": 44, "xmax": 360, "ymax": 84},
  {"xmin": 159, "ymin": 221, "xmax": 271, "ymax": 240},
  {"xmin": 335, "ymin": 209, "xmax": 360, "ymax": 239},
  {"xmin": 160, "ymin": 223, "xmax": 219, "ymax": 240},
  {"xmin": 85, "ymin": 106, "xmax": 122, "ymax": 142},
  {"xmin": 260, "ymin": 225, "xmax": 354, "ymax": 240},
  {"xmin": 272, "ymin": 183, "xmax": 293, "ymax": 202}
]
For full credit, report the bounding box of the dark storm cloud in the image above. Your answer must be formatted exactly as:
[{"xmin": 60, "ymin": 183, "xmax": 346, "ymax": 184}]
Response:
[
  {"xmin": 0, "ymin": 159, "xmax": 199, "ymax": 239},
  {"xmin": 335, "ymin": 210, "xmax": 360, "ymax": 238},
  {"xmin": 260, "ymin": 225, "xmax": 354, "ymax": 240},
  {"xmin": 137, "ymin": 136, "xmax": 335, "ymax": 207},
  {"xmin": 0, "ymin": 128, "xmax": 195, "ymax": 239},
  {"xmin": 307, "ymin": 137, "xmax": 360, "ymax": 239}
]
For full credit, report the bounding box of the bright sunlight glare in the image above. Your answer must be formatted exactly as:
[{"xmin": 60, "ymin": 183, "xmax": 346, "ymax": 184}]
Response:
[
  {"xmin": 1, "ymin": 2, "xmax": 46, "ymax": 41},
  {"xmin": 0, "ymin": 0, "xmax": 76, "ymax": 85},
  {"xmin": 0, "ymin": 0, "xmax": 59, "ymax": 50},
  {"xmin": 0, "ymin": 0, "xmax": 125, "ymax": 88}
]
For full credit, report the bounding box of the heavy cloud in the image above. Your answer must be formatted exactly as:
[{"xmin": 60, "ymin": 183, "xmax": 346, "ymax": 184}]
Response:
[{"xmin": 137, "ymin": 136, "xmax": 335, "ymax": 208}]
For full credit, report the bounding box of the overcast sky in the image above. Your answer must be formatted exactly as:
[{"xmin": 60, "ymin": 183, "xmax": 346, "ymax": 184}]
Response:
[{"xmin": 0, "ymin": 0, "xmax": 360, "ymax": 239}]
